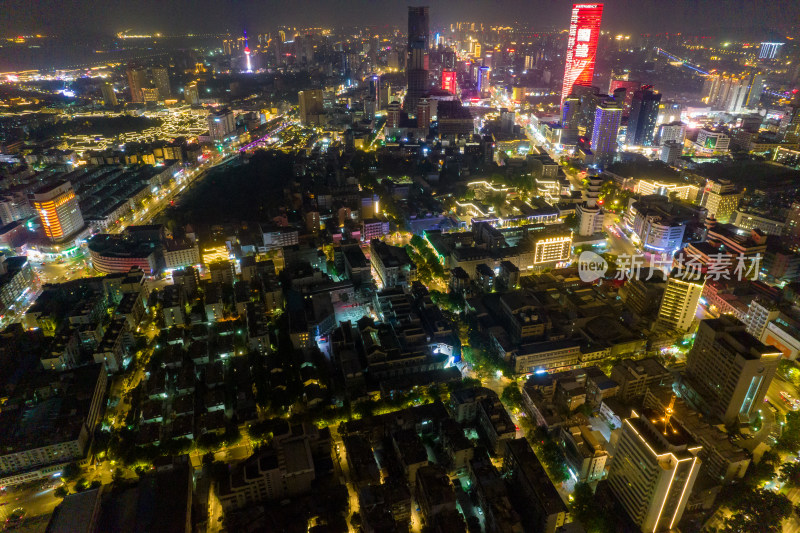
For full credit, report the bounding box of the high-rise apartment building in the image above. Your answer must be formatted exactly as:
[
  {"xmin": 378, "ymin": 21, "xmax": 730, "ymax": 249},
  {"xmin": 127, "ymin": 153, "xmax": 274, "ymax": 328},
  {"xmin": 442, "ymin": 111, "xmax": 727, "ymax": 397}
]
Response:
[
  {"xmin": 627, "ymin": 86, "xmax": 662, "ymax": 146},
  {"xmin": 683, "ymin": 316, "xmax": 781, "ymax": 425},
  {"xmin": 405, "ymin": 6, "xmax": 430, "ymax": 113},
  {"xmin": 657, "ymin": 268, "xmax": 704, "ymax": 332},
  {"xmin": 561, "ymin": 3, "xmax": 604, "ymax": 108},
  {"xmin": 298, "ymin": 89, "xmax": 325, "ymax": 126},
  {"xmin": 125, "ymin": 66, "xmax": 148, "ymax": 103},
  {"xmin": 608, "ymin": 409, "xmax": 701, "ymax": 533},
  {"xmin": 184, "ymin": 81, "xmax": 200, "ymax": 105},
  {"xmin": 590, "ymin": 98, "xmax": 622, "ymax": 167},
  {"xmin": 207, "ymin": 108, "xmax": 236, "ymax": 143},
  {"xmin": 151, "ymin": 67, "xmax": 170, "ymax": 100},
  {"xmin": 100, "ymin": 82, "xmax": 118, "ymax": 107},
  {"xmin": 28, "ymin": 181, "xmax": 84, "ymax": 242}
]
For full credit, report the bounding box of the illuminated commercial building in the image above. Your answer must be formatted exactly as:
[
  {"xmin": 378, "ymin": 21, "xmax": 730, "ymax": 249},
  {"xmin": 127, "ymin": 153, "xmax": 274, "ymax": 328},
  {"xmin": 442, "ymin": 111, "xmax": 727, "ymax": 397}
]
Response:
[
  {"xmin": 657, "ymin": 269, "xmax": 704, "ymax": 333},
  {"xmin": 759, "ymin": 42, "xmax": 783, "ymax": 60},
  {"xmin": 607, "ymin": 409, "xmax": 701, "ymax": 533},
  {"xmin": 589, "ymin": 99, "xmax": 622, "ymax": 167},
  {"xmin": 692, "ymin": 128, "xmax": 729, "ymax": 154},
  {"xmin": 560, "ymin": 3, "xmax": 604, "ymax": 108},
  {"xmin": 441, "ymin": 70, "xmax": 457, "ymax": 95},
  {"xmin": 683, "ymin": 316, "xmax": 780, "ymax": 426},
  {"xmin": 627, "ymin": 86, "xmax": 661, "ymax": 146},
  {"xmin": 125, "ymin": 66, "xmax": 148, "ymax": 103},
  {"xmin": 28, "ymin": 181, "xmax": 84, "ymax": 243},
  {"xmin": 656, "ymin": 121, "xmax": 686, "ymax": 146}
]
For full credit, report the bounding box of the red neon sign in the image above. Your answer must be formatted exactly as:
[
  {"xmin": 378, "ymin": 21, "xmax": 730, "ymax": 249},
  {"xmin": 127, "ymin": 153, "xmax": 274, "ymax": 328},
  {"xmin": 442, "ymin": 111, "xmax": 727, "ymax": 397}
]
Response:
[
  {"xmin": 442, "ymin": 70, "xmax": 457, "ymax": 94},
  {"xmin": 561, "ymin": 3, "xmax": 604, "ymax": 108}
]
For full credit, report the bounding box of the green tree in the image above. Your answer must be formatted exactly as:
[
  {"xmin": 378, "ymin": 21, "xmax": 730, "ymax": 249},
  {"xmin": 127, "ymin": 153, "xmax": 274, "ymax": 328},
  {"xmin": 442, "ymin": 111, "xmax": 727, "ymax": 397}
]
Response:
[
  {"xmin": 778, "ymin": 411, "xmax": 800, "ymax": 453},
  {"xmin": 54, "ymin": 486, "xmax": 68, "ymax": 498},
  {"xmin": 62, "ymin": 462, "xmax": 81, "ymax": 482},
  {"xmin": 720, "ymin": 488, "xmax": 792, "ymax": 533},
  {"xmin": 780, "ymin": 462, "xmax": 800, "ymax": 487},
  {"xmin": 501, "ymin": 383, "xmax": 523, "ymax": 411}
]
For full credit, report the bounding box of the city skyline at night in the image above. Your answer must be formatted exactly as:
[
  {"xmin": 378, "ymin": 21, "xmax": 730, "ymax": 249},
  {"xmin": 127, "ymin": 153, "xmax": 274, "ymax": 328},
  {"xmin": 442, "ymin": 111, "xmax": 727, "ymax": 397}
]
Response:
[{"xmin": 2, "ymin": 1, "xmax": 800, "ymax": 532}]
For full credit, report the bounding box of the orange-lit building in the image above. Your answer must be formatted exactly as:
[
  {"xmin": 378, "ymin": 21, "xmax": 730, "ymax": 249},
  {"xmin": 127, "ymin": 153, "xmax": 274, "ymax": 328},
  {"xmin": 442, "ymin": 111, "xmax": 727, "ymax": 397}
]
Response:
[{"xmin": 28, "ymin": 181, "xmax": 84, "ymax": 242}]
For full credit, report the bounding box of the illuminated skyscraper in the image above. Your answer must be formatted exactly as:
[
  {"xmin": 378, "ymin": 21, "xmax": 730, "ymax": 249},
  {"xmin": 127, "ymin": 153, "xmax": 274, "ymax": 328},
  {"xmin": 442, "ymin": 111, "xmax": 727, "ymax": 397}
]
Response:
[
  {"xmin": 28, "ymin": 181, "xmax": 84, "ymax": 243},
  {"xmin": 298, "ymin": 89, "xmax": 325, "ymax": 126},
  {"xmin": 441, "ymin": 70, "xmax": 457, "ymax": 94},
  {"xmin": 151, "ymin": 67, "xmax": 170, "ymax": 100},
  {"xmin": 405, "ymin": 6, "xmax": 430, "ymax": 113},
  {"xmin": 657, "ymin": 269, "xmax": 704, "ymax": 332},
  {"xmin": 590, "ymin": 98, "xmax": 622, "ymax": 167},
  {"xmin": 100, "ymin": 82, "xmax": 118, "ymax": 108},
  {"xmin": 683, "ymin": 316, "xmax": 780, "ymax": 426},
  {"xmin": 126, "ymin": 65, "xmax": 148, "ymax": 103},
  {"xmin": 477, "ymin": 66, "xmax": 490, "ymax": 95},
  {"xmin": 560, "ymin": 3, "xmax": 604, "ymax": 108},
  {"xmin": 607, "ymin": 409, "xmax": 701, "ymax": 533},
  {"xmin": 207, "ymin": 108, "xmax": 236, "ymax": 143},
  {"xmin": 627, "ymin": 86, "xmax": 662, "ymax": 146},
  {"xmin": 184, "ymin": 81, "xmax": 200, "ymax": 105}
]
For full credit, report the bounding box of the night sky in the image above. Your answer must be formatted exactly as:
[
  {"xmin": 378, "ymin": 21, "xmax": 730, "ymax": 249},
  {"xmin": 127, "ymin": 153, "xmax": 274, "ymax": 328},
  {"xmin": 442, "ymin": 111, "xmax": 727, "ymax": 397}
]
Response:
[{"xmin": 2, "ymin": 0, "xmax": 798, "ymax": 38}]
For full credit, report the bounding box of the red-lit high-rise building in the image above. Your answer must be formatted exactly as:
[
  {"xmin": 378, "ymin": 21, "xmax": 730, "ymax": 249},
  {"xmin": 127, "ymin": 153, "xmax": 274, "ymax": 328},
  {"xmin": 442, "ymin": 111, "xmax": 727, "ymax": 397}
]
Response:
[
  {"xmin": 441, "ymin": 70, "xmax": 457, "ymax": 94},
  {"xmin": 560, "ymin": 3, "xmax": 604, "ymax": 108}
]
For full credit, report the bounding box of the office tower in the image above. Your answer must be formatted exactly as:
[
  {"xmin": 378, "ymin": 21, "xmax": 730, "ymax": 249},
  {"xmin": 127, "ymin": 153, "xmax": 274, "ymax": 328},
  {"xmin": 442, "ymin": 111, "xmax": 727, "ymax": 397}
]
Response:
[
  {"xmin": 417, "ymin": 98, "xmax": 431, "ymax": 131},
  {"xmin": 693, "ymin": 128, "xmax": 730, "ymax": 154},
  {"xmin": 656, "ymin": 121, "xmax": 686, "ymax": 145},
  {"xmin": 700, "ymin": 178, "xmax": 741, "ymax": 222},
  {"xmin": 184, "ymin": 81, "xmax": 200, "ymax": 105},
  {"xmin": 207, "ymin": 108, "xmax": 236, "ymax": 143},
  {"xmin": 746, "ymin": 73, "xmax": 766, "ymax": 108},
  {"xmin": 151, "ymin": 67, "xmax": 170, "ymax": 100},
  {"xmin": 386, "ymin": 101, "xmax": 402, "ymax": 128},
  {"xmin": 28, "ymin": 181, "xmax": 84, "ymax": 242},
  {"xmin": 608, "ymin": 409, "xmax": 701, "ymax": 533},
  {"xmin": 441, "ymin": 70, "xmax": 456, "ymax": 94},
  {"xmin": 660, "ymin": 142, "xmax": 682, "ymax": 165},
  {"xmin": 576, "ymin": 174, "xmax": 603, "ymax": 236},
  {"xmin": 100, "ymin": 82, "xmax": 118, "ymax": 107},
  {"xmin": 298, "ymin": 89, "xmax": 324, "ymax": 126},
  {"xmin": 561, "ymin": 3, "xmax": 604, "ymax": 108},
  {"xmin": 656, "ymin": 101, "xmax": 683, "ymax": 124},
  {"xmin": 608, "ymin": 75, "xmax": 640, "ymax": 115},
  {"xmin": 405, "ymin": 6, "xmax": 430, "ymax": 113},
  {"xmin": 126, "ymin": 66, "xmax": 148, "ymax": 103},
  {"xmin": 684, "ymin": 316, "xmax": 780, "ymax": 425},
  {"xmin": 368, "ymin": 75, "xmax": 381, "ymax": 108},
  {"xmin": 477, "ymin": 66, "xmax": 490, "ymax": 95},
  {"xmin": 590, "ymin": 99, "xmax": 622, "ymax": 167},
  {"xmin": 657, "ymin": 268, "xmax": 704, "ymax": 332},
  {"xmin": 627, "ymin": 86, "xmax": 661, "ymax": 146}
]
